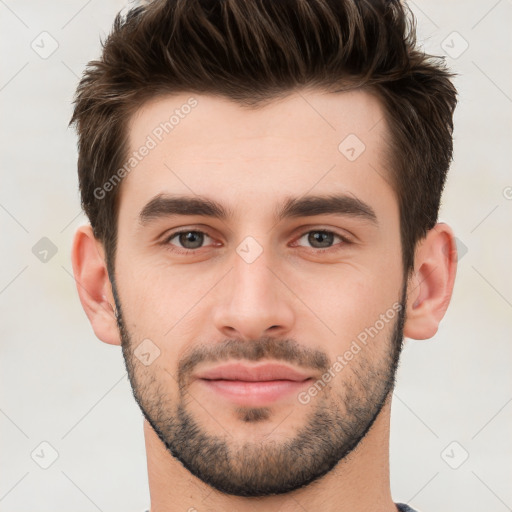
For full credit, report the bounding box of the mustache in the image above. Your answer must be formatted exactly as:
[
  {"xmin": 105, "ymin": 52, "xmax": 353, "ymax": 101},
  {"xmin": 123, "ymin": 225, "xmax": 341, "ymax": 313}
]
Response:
[{"xmin": 177, "ymin": 337, "xmax": 330, "ymax": 387}]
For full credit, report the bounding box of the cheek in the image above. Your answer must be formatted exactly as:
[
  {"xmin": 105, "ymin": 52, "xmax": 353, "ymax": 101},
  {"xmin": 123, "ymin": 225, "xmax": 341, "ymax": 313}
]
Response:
[
  {"xmin": 287, "ymin": 259, "xmax": 402, "ymax": 347},
  {"xmin": 115, "ymin": 259, "xmax": 219, "ymax": 358},
  {"xmin": 117, "ymin": 254, "xmax": 205, "ymax": 316}
]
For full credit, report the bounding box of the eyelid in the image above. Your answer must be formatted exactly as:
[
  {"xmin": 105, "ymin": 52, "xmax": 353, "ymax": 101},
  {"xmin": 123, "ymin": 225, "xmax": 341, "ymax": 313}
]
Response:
[
  {"xmin": 163, "ymin": 228, "xmax": 216, "ymax": 249},
  {"xmin": 291, "ymin": 228, "xmax": 352, "ymax": 249},
  {"xmin": 161, "ymin": 226, "xmax": 353, "ymax": 255}
]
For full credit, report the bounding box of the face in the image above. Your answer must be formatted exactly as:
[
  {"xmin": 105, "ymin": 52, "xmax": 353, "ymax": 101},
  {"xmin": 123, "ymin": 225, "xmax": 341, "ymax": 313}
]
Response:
[{"xmin": 111, "ymin": 89, "xmax": 406, "ymax": 496}]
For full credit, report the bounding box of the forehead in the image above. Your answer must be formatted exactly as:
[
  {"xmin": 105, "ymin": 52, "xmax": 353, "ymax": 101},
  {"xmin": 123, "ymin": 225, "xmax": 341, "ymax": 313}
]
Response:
[{"xmin": 118, "ymin": 89, "xmax": 395, "ymax": 224}]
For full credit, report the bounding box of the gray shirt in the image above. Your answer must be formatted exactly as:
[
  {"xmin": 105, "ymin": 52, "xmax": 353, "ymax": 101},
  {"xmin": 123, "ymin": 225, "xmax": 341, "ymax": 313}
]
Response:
[{"xmin": 397, "ymin": 504, "xmax": 419, "ymax": 512}]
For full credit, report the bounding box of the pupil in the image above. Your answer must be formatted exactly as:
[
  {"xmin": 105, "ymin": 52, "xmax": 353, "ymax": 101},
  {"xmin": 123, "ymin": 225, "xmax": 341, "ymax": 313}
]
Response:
[
  {"xmin": 180, "ymin": 231, "xmax": 203, "ymax": 249},
  {"xmin": 308, "ymin": 231, "xmax": 333, "ymax": 248}
]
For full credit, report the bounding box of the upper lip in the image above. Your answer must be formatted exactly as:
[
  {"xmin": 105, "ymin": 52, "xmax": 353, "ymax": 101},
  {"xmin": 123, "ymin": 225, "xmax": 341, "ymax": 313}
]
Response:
[{"xmin": 194, "ymin": 362, "xmax": 312, "ymax": 382}]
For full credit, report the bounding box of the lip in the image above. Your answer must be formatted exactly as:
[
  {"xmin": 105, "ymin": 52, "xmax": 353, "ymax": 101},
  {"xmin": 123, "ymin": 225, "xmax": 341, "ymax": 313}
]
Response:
[
  {"xmin": 193, "ymin": 362, "xmax": 313, "ymax": 407},
  {"xmin": 194, "ymin": 362, "xmax": 312, "ymax": 382}
]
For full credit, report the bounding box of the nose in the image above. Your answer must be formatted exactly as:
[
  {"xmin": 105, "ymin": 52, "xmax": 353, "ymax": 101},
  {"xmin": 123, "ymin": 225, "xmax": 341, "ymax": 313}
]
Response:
[{"xmin": 212, "ymin": 246, "xmax": 295, "ymax": 342}]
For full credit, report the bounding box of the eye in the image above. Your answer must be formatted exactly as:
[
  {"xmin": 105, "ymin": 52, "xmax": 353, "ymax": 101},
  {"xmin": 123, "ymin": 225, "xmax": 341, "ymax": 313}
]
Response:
[
  {"xmin": 164, "ymin": 230, "xmax": 214, "ymax": 251},
  {"xmin": 161, "ymin": 228, "xmax": 350, "ymax": 255},
  {"xmin": 294, "ymin": 230, "xmax": 349, "ymax": 250}
]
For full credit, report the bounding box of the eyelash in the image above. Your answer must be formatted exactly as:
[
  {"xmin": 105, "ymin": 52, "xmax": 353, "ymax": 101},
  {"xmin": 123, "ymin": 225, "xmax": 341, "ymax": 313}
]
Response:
[{"xmin": 161, "ymin": 228, "xmax": 352, "ymax": 255}]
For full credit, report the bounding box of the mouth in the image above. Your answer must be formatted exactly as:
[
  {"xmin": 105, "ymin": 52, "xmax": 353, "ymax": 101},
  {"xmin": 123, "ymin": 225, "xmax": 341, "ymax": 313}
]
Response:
[{"xmin": 193, "ymin": 362, "xmax": 314, "ymax": 407}]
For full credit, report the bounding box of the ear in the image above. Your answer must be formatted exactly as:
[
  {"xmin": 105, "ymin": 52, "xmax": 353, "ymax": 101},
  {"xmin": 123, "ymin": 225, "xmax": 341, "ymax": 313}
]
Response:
[
  {"xmin": 403, "ymin": 222, "xmax": 458, "ymax": 340},
  {"xmin": 71, "ymin": 224, "xmax": 121, "ymax": 346}
]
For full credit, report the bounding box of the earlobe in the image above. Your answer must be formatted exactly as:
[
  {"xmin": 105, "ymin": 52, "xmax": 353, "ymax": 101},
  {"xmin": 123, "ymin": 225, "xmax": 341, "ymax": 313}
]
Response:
[
  {"xmin": 403, "ymin": 223, "xmax": 458, "ymax": 340},
  {"xmin": 71, "ymin": 224, "xmax": 122, "ymax": 346}
]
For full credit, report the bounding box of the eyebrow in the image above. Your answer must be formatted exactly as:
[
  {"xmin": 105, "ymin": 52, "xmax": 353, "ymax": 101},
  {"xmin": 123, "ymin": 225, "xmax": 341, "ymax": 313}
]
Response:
[{"xmin": 138, "ymin": 193, "xmax": 378, "ymax": 226}]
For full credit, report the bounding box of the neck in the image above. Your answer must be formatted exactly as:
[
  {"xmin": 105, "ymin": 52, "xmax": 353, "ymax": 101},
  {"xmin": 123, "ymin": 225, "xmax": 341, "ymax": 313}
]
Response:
[{"xmin": 143, "ymin": 396, "xmax": 397, "ymax": 512}]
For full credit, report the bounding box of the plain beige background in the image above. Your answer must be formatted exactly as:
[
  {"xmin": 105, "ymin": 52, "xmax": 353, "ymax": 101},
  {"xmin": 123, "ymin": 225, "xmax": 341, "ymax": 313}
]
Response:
[{"xmin": 1, "ymin": 1, "xmax": 511, "ymax": 511}]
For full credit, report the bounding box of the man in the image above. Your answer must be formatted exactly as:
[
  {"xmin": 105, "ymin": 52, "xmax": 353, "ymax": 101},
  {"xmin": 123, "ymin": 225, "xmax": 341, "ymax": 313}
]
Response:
[{"xmin": 69, "ymin": 0, "xmax": 458, "ymax": 510}]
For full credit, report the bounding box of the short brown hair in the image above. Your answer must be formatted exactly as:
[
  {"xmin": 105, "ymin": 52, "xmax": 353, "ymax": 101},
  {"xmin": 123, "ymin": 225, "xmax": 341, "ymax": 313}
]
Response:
[{"xmin": 69, "ymin": 0, "xmax": 457, "ymax": 279}]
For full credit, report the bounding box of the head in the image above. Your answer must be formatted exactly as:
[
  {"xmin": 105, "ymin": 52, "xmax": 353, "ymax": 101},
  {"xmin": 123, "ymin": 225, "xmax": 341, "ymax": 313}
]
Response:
[{"xmin": 70, "ymin": 0, "xmax": 458, "ymax": 497}]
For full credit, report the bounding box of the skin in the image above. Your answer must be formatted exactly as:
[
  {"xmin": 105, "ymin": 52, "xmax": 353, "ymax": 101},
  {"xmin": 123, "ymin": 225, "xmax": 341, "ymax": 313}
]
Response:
[{"xmin": 72, "ymin": 89, "xmax": 457, "ymax": 512}]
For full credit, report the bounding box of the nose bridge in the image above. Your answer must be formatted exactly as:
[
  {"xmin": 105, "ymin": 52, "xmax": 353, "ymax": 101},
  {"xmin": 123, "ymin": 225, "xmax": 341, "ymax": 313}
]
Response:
[
  {"xmin": 233, "ymin": 243, "xmax": 276, "ymax": 305},
  {"xmin": 212, "ymin": 237, "xmax": 295, "ymax": 340}
]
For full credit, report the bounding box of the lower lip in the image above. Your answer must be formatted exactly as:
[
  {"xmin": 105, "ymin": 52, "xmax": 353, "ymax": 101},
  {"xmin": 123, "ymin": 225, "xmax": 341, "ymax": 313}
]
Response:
[{"xmin": 198, "ymin": 379, "xmax": 311, "ymax": 407}]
